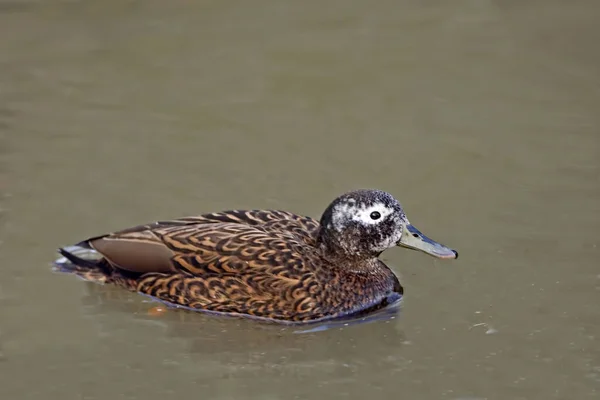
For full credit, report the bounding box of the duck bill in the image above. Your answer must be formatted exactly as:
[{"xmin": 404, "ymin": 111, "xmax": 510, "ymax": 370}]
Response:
[{"xmin": 397, "ymin": 224, "xmax": 458, "ymax": 259}]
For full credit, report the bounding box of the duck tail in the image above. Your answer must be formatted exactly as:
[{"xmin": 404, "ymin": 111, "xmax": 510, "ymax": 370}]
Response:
[
  {"xmin": 52, "ymin": 245, "xmax": 111, "ymax": 283},
  {"xmin": 57, "ymin": 247, "xmax": 99, "ymax": 268}
]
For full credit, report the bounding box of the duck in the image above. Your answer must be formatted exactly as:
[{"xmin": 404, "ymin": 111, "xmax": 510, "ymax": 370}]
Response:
[{"xmin": 54, "ymin": 189, "xmax": 458, "ymax": 324}]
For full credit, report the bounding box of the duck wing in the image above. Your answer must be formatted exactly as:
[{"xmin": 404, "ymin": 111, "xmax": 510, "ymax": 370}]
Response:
[
  {"xmin": 86, "ymin": 220, "xmax": 315, "ymax": 279},
  {"xmin": 94, "ymin": 209, "xmax": 320, "ymax": 248}
]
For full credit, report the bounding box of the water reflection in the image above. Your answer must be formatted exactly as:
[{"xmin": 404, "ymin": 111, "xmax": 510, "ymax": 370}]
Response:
[{"xmin": 79, "ymin": 281, "xmax": 408, "ymax": 361}]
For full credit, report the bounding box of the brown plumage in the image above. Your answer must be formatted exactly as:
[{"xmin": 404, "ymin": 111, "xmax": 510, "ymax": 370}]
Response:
[{"xmin": 55, "ymin": 189, "xmax": 458, "ymax": 324}]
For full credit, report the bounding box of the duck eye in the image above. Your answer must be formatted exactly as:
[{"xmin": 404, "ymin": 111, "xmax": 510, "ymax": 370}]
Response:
[{"xmin": 370, "ymin": 211, "xmax": 381, "ymax": 220}]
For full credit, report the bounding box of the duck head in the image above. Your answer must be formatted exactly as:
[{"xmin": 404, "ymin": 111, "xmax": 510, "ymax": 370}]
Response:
[{"xmin": 317, "ymin": 189, "xmax": 458, "ymax": 260}]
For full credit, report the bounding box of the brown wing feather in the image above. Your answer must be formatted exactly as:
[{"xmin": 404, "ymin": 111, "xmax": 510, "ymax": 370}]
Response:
[
  {"xmin": 90, "ymin": 230, "xmax": 176, "ymax": 273},
  {"xmin": 87, "ymin": 209, "xmax": 320, "ymax": 275},
  {"xmin": 158, "ymin": 223, "xmax": 309, "ymax": 277}
]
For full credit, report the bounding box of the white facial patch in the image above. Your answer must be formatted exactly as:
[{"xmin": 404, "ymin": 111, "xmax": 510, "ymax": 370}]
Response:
[{"xmin": 331, "ymin": 201, "xmax": 394, "ymax": 231}]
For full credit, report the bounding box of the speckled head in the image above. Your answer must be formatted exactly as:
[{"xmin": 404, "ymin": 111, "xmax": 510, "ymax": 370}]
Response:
[{"xmin": 318, "ymin": 189, "xmax": 458, "ymax": 260}]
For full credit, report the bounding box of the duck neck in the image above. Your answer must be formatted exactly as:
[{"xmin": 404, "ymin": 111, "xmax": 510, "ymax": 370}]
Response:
[{"xmin": 316, "ymin": 228, "xmax": 381, "ymax": 271}]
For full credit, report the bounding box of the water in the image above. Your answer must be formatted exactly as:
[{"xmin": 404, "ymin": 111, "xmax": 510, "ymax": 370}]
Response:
[{"xmin": 1, "ymin": 1, "xmax": 599, "ymax": 399}]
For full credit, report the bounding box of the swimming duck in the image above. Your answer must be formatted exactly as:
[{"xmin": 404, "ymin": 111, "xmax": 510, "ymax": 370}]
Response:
[{"xmin": 55, "ymin": 189, "xmax": 458, "ymax": 324}]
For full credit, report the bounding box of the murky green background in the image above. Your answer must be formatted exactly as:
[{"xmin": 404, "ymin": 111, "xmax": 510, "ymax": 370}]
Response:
[{"xmin": 1, "ymin": 1, "xmax": 599, "ymax": 399}]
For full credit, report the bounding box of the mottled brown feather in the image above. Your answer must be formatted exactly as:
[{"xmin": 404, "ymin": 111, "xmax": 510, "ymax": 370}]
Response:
[{"xmin": 58, "ymin": 209, "xmax": 402, "ymax": 323}]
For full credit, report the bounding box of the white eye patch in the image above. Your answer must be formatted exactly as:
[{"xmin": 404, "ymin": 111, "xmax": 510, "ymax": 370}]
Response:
[
  {"xmin": 351, "ymin": 203, "xmax": 394, "ymax": 225},
  {"xmin": 331, "ymin": 201, "xmax": 394, "ymax": 231}
]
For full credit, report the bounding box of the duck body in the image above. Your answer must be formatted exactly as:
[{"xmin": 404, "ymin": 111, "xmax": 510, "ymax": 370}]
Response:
[{"xmin": 55, "ymin": 190, "xmax": 456, "ymax": 324}]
